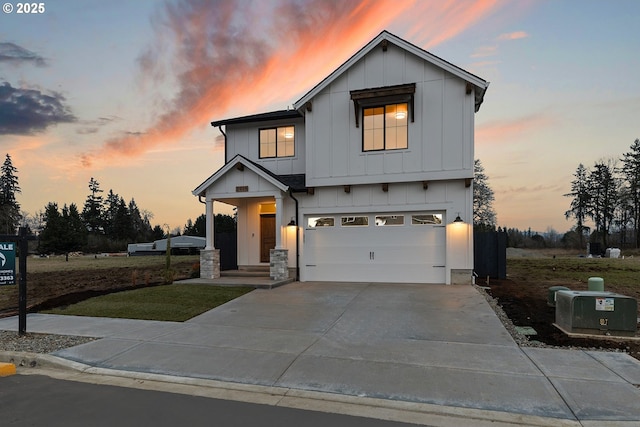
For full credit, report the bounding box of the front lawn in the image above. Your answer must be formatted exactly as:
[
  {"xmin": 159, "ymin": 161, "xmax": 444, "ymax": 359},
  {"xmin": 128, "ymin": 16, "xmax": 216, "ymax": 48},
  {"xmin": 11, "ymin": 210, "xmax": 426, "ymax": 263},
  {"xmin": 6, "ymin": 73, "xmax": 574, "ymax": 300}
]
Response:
[{"xmin": 42, "ymin": 284, "xmax": 252, "ymax": 321}]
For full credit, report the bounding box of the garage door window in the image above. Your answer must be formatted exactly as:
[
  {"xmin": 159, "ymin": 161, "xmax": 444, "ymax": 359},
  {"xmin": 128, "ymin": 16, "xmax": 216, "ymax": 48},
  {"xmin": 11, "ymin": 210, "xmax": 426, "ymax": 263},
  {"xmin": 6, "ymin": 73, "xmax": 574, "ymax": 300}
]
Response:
[
  {"xmin": 341, "ymin": 216, "xmax": 369, "ymax": 227},
  {"xmin": 375, "ymin": 215, "xmax": 404, "ymax": 226},
  {"xmin": 307, "ymin": 217, "xmax": 334, "ymax": 228},
  {"xmin": 412, "ymin": 214, "xmax": 442, "ymax": 225}
]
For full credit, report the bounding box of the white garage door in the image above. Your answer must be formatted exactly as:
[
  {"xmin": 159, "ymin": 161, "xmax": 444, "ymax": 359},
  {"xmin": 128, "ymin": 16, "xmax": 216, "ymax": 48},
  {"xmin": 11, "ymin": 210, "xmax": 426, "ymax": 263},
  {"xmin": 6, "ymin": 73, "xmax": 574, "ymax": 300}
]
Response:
[{"xmin": 303, "ymin": 213, "xmax": 446, "ymax": 283}]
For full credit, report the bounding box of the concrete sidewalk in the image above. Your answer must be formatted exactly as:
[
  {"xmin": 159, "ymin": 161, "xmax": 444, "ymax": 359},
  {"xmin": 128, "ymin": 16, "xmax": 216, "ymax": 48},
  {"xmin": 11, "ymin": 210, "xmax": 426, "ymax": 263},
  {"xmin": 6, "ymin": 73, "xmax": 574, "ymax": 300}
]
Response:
[{"xmin": 1, "ymin": 282, "xmax": 640, "ymax": 426}]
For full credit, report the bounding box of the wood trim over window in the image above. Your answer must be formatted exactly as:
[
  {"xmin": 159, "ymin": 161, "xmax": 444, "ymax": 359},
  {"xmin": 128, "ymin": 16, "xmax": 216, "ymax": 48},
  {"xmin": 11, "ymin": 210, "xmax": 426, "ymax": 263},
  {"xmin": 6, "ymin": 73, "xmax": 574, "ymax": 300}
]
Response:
[{"xmin": 350, "ymin": 83, "xmax": 416, "ymax": 127}]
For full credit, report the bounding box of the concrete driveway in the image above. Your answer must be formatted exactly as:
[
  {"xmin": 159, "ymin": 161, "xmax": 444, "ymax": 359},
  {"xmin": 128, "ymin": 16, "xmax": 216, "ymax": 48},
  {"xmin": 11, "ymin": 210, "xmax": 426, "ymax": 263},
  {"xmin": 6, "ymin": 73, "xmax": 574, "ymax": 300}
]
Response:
[{"xmin": 2, "ymin": 282, "xmax": 640, "ymax": 425}]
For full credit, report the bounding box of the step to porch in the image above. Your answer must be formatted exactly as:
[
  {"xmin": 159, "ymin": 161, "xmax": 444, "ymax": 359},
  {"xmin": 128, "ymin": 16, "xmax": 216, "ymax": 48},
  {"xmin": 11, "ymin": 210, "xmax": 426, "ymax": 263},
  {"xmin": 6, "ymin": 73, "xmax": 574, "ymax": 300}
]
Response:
[{"xmin": 221, "ymin": 265, "xmax": 270, "ymax": 277}]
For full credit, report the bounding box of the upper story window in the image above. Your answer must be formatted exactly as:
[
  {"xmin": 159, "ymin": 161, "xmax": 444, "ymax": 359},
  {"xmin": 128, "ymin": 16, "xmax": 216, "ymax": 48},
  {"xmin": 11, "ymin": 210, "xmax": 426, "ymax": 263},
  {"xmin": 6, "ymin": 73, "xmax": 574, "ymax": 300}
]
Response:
[
  {"xmin": 259, "ymin": 126, "xmax": 295, "ymax": 158},
  {"xmin": 363, "ymin": 103, "xmax": 408, "ymax": 151},
  {"xmin": 350, "ymin": 83, "xmax": 415, "ymax": 153}
]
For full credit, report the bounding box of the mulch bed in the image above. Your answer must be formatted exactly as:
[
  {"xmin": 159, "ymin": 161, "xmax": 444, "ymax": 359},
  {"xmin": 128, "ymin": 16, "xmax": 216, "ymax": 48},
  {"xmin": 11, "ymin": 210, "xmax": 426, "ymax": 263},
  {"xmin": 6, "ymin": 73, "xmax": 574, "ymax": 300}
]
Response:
[{"xmin": 486, "ymin": 278, "xmax": 640, "ymax": 361}]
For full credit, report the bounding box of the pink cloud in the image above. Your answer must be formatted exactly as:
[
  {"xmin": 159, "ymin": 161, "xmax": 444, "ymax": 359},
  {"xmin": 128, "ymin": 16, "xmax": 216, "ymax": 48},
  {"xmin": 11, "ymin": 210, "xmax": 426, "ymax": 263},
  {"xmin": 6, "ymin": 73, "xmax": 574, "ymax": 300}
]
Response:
[
  {"xmin": 79, "ymin": 0, "xmax": 506, "ymax": 169},
  {"xmin": 476, "ymin": 113, "xmax": 556, "ymax": 145},
  {"xmin": 471, "ymin": 45, "xmax": 499, "ymax": 58},
  {"xmin": 497, "ymin": 31, "xmax": 529, "ymax": 41}
]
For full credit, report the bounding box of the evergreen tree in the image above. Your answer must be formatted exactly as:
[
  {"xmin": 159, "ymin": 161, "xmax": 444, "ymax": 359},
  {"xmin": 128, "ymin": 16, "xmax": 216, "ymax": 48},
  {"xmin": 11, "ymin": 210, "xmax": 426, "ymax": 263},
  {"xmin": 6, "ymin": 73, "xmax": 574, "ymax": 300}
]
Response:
[
  {"xmin": 0, "ymin": 154, "xmax": 21, "ymax": 234},
  {"xmin": 151, "ymin": 225, "xmax": 165, "ymax": 240},
  {"xmin": 620, "ymin": 139, "xmax": 640, "ymax": 248},
  {"xmin": 82, "ymin": 177, "xmax": 104, "ymax": 234},
  {"xmin": 112, "ymin": 197, "xmax": 133, "ymax": 241},
  {"xmin": 103, "ymin": 189, "xmax": 120, "ymax": 237},
  {"xmin": 473, "ymin": 159, "xmax": 497, "ymax": 230},
  {"xmin": 587, "ymin": 161, "xmax": 618, "ymax": 248},
  {"xmin": 564, "ymin": 163, "xmax": 590, "ymax": 248},
  {"xmin": 38, "ymin": 202, "xmax": 63, "ymax": 253},
  {"xmin": 129, "ymin": 198, "xmax": 153, "ymax": 242},
  {"xmin": 61, "ymin": 203, "xmax": 87, "ymax": 256}
]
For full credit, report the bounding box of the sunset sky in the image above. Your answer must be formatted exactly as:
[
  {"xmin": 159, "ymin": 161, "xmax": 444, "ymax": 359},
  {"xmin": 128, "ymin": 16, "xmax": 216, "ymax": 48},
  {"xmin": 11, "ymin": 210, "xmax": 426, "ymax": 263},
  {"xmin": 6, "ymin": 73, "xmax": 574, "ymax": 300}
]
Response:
[{"xmin": 1, "ymin": 0, "xmax": 639, "ymax": 234}]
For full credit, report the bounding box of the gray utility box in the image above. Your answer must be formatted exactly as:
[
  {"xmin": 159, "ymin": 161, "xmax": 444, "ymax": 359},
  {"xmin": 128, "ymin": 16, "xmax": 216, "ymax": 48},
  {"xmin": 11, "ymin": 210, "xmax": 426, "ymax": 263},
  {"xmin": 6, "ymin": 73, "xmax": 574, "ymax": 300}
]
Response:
[{"xmin": 555, "ymin": 290, "xmax": 638, "ymax": 336}]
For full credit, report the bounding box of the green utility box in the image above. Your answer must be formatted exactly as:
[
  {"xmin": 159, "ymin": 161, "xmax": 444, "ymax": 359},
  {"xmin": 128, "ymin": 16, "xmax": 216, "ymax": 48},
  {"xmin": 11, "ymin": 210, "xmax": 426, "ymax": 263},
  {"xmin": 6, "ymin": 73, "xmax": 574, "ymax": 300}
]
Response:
[
  {"xmin": 547, "ymin": 286, "xmax": 570, "ymax": 307},
  {"xmin": 555, "ymin": 290, "xmax": 638, "ymax": 336}
]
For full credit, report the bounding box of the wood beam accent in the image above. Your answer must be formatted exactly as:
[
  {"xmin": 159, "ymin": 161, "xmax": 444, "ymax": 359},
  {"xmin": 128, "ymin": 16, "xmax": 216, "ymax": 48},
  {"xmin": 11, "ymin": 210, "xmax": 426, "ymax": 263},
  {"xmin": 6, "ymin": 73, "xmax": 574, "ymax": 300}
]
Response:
[
  {"xmin": 466, "ymin": 82, "xmax": 473, "ymax": 95},
  {"xmin": 381, "ymin": 39, "xmax": 388, "ymax": 52},
  {"xmin": 343, "ymin": 185, "xmax": 351, "ymax": 194},
  {"xmin": 465, "ymin": 178, "xmax": 473, "ymax": 188},
  {"xmin": 305, "ymin": 101, "xmax": 312, "ymax": 112},
  {"xmin": 422, "ymin": 181, "xmax": 429, "ymax": 190},
  {"xmin": 306, "ymin": 187, "xmax": 315, "ymax": 195},
  {"xmin": 236, "ymin": 163, "xmax": 244, "ymax": 171},
  {"xmin": 382, "ymin": 183, "xmax": 389, "ymax": 192}
]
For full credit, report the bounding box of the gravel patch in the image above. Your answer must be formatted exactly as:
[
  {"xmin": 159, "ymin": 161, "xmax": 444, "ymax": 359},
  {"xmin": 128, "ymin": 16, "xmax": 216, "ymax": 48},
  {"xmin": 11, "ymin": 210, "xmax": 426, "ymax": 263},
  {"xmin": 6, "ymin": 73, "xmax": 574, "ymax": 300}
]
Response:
[{"xmin": 0, "ymin": 331, "xmax": 96, "ymax": 354}]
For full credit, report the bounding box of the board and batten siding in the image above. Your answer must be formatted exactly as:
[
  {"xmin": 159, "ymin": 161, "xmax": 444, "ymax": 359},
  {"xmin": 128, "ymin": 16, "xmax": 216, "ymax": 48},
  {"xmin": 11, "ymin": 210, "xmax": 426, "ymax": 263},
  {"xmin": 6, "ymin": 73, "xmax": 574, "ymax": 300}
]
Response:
[
  {"xmin": 224, "ymin": 117, "xmax": 306, "ymax": 176},
  {"xmin": 305, "ymin": 43, "xmax": 475, "ymax": 188}
]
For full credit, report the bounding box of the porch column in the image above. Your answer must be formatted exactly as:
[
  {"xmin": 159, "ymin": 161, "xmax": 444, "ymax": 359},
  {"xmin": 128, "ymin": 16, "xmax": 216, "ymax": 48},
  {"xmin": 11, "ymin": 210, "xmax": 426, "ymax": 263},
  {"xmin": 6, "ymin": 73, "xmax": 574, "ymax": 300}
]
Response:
[
  {"xmin": 205, "ymin": 198, "xmax": 215, "ymax": 250},
  {"xmin": 274, "ymin": 193, "xmax": 283, "ymax": 249},
  {"xmin": 270, "ymin": 193, "xmax": 288, "ymax": 280},
  {"xmin": 200, "ymin": 198, "xmax": 220, "ymax": 279}
]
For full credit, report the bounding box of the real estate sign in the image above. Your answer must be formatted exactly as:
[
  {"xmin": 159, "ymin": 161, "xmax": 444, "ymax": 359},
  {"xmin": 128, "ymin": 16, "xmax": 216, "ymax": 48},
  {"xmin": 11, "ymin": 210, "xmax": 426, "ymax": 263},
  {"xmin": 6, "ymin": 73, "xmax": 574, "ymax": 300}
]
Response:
[{"xmin": 0, "ymin": 242, "xmax": 16, "ymax": 285}]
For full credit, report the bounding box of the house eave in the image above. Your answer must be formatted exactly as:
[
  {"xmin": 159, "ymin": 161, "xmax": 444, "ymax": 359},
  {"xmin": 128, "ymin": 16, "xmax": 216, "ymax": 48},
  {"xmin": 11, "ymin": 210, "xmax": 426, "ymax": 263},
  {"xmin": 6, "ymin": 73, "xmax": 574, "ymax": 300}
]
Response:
[{"xmin": 211, "ymin": 110, "xmax": 302, "ymax": 127}]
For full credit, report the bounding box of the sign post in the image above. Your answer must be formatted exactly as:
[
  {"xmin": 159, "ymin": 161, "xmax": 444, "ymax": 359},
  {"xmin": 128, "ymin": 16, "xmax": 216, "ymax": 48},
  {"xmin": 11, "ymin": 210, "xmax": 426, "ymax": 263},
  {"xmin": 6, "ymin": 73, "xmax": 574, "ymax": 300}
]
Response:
[{"xmin": 0, "ymin": 227, "xmax": 36, "ymax": 335}]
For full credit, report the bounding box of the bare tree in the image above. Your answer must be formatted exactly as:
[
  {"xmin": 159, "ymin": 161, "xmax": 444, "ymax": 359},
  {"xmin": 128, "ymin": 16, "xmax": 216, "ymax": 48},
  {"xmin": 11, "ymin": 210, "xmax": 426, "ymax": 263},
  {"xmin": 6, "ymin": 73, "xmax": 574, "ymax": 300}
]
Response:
[{"xmin": 473, "ymin": 159, "xmax": 497, "ymax": 231}]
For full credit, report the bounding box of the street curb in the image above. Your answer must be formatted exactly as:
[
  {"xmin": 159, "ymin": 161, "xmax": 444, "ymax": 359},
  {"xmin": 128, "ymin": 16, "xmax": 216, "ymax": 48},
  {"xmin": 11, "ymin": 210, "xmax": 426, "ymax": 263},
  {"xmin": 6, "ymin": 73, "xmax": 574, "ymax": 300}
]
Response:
[{"xmin": 0, "ymin": 351, "xmax": 591, "ymax": 427}]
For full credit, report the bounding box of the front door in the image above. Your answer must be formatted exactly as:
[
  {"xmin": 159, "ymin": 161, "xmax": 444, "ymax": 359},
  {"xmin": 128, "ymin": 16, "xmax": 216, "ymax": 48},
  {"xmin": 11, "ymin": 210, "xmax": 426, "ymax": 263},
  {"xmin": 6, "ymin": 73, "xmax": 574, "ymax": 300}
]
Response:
[{"xmin": 260, "ymin": 214, "xmax": 276, "ymax": 263}]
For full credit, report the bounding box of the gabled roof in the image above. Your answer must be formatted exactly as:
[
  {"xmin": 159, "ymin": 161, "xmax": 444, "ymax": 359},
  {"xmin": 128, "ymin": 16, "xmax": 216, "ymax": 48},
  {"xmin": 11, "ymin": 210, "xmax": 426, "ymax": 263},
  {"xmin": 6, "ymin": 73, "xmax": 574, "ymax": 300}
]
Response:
[
  {"xmin": 192, "ymin": 154, "xmax": 305, "ymax": 196},
  {"xmin": 211, "ymin": 109, "xmax": 302, "ymax": 127},
  {"xmin": 293, "ymin": 30, "xmax": 489, "ymax": 112}
]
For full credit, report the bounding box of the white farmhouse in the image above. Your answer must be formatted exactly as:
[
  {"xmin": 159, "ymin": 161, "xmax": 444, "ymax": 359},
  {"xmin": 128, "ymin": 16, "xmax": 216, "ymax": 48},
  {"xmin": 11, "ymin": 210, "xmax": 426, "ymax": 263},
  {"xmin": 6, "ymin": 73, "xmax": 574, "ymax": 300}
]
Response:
[{"xmin": 193, "ymin": 31, "xmax": 488, "ymax": 284}]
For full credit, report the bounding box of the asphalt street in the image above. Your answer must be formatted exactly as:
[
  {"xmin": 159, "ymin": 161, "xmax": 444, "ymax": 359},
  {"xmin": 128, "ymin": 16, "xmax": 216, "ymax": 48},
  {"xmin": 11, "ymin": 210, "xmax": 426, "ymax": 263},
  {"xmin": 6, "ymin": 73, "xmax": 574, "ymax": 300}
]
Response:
[{"xmin": 0, "ymin": 375, "xmax": 418, "ymax": 427}]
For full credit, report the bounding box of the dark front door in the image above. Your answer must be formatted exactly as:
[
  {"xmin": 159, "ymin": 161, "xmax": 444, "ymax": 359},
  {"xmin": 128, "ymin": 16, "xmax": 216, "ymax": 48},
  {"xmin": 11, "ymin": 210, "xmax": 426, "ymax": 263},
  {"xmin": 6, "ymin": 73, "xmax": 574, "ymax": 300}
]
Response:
[{"xmin": 260, "ymin": 214, "xmax": 276, "ymax": 263}]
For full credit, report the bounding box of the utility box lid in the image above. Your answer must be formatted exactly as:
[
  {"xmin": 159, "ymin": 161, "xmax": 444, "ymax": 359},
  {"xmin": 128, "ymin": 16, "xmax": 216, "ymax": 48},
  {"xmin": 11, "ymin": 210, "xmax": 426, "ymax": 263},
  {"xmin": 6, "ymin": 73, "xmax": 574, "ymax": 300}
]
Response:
[{"xmin": 555, "ymin": 290, "xmax": 637, "ymax": 336}]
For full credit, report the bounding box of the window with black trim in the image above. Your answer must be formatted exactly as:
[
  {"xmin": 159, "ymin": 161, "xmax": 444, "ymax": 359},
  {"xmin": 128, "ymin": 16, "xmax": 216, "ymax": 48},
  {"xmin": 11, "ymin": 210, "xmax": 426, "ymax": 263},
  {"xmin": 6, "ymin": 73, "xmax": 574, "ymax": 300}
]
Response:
[
  {"xmin": 363, "ymin": 103, "xmax": 408, "ymax": 151},
  {"xmin": 259, "ymin": 126, "xmax": 295, "ymax": 158}
]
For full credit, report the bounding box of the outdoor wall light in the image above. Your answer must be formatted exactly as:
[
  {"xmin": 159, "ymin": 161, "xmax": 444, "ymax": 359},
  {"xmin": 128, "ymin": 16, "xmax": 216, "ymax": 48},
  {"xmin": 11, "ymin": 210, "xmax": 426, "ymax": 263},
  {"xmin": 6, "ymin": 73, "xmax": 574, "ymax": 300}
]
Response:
[
  {"xmin": 287, "ymin": 217, "xmax": 296, "ymax": 226},
  {"xmin": 453, "ymin": 213, "xmax": 464, "ymax": 223}
]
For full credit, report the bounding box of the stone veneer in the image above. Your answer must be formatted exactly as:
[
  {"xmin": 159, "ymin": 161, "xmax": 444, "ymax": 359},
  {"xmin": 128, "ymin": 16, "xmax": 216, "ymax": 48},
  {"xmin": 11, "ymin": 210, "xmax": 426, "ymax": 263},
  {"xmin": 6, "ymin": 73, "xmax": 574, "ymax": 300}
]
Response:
[
  {"xmin": 199, "ymin": 249, "xmax": 220, "ymax": 279},
  {"xmin": 270, "ymin": 249, "xmax": 289, "ymax": 280}
]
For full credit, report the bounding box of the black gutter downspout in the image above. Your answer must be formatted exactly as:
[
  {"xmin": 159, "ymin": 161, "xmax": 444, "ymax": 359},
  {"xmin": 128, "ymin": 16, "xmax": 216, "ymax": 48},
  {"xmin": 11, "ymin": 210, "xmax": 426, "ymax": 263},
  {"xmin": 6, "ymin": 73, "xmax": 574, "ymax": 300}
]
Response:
[
  {"xmin": 288, "ymin": 189, "xmax": 300, "ymax": 281},
  {"xmin": 215, "ymin": 125, "xmax": 227, "ymax": 163}
]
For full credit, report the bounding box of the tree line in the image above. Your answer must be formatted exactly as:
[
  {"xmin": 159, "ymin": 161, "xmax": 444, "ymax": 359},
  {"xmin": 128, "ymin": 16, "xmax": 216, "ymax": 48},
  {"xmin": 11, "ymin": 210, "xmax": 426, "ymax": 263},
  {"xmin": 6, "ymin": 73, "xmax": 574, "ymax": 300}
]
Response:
[
  {"xmin": 0, "ymin": 151, "xmax": 238, "ymax": 254},
  {"xmin": 38, "ymin": 177, "xmax": 166, "ymax": 254},
  {"xmin": 565, "ymin": 139, "xmax": 640, "ymax": 250}
]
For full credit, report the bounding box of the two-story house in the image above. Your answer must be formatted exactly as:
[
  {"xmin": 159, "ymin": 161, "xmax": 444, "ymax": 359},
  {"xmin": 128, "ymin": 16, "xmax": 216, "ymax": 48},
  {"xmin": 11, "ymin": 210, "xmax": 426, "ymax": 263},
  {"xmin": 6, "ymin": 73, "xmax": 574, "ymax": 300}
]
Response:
[{"xmin": 193, "ymin": 31, "xmax": 488, "ymax": 285}]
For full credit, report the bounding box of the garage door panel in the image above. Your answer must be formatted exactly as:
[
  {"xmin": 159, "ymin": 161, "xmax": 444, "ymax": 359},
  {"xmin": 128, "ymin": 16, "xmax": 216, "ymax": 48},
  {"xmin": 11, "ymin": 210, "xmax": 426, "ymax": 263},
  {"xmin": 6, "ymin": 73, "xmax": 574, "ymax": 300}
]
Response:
[{"xmin": 304, "ymin": 215, "xmax": 446, "ymax": 283}]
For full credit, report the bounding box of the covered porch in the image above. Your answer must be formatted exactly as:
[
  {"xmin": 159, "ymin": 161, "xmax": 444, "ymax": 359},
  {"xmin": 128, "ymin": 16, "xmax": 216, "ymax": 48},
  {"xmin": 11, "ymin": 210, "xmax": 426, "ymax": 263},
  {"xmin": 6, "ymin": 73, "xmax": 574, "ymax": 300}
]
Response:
[{"xmin": 193, "ymin": 155, "xmax": 299, "ymax": 281}]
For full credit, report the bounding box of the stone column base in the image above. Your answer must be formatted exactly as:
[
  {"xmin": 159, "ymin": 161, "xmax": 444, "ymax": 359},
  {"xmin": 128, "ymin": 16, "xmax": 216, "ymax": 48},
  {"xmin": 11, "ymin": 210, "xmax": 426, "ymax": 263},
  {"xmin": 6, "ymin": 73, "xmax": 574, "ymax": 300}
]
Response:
[
  {"xmin": 200, "ymin": 249, "xmax": 220, "ymax": 279},
  {"xmin": 270, "ymin": 249, "xmax": 289, "ymax": 280},
  {"xmin": 451, "ymin": 269, "xmax": 473, "ymax": 285}
]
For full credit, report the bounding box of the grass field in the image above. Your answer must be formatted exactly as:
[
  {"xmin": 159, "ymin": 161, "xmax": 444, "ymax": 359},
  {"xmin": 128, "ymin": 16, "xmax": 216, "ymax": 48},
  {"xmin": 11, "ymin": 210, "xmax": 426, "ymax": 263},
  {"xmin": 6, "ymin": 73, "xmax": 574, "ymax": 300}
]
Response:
[
  {"xmin": 42, "ymin": 283, "xmax": 253, "ymax": 322},
  {"xmin": 14, "ymin": 254, "xmax": 254, "ymax": 322},
  {"xmin": 506, "ymin": 249, "xmax": 640, "ymax": 295},
  {"xmin": 22, "ymin": 254, "xmax": 197, "ymax": 273}
]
